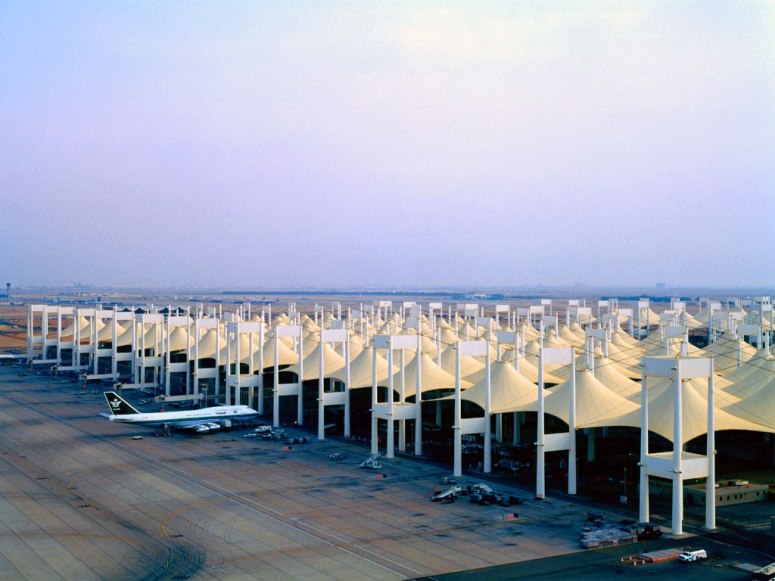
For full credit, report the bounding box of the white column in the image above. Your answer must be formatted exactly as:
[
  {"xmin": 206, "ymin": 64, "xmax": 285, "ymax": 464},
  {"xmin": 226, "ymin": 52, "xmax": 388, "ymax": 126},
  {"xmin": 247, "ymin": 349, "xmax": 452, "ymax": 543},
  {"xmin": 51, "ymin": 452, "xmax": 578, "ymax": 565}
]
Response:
[
  {"xmin": 398, "ymin": 349, "xmax": 406, "ymax": 452},
  {"xmin": 386, "ymin": 340, "xmax": 394, "ymax": 459},
  {"xmin": 639, "ymin": 374, "xmax": 650, "ymax": 524},
  {"xmin": 318, "ymin": 340, "xmax": 325, "ymax": 440},
  {"xmin": 344, "ymin": 335, "xmax": 351, "ymax": 438},
  {"xmin": 706, "ymin": 363, "xmax": 716, "ymax": 530},
  {"xmin": 536, "ymin": 349, "xmax": 546, "ymax": 499},
  {"xmin": 371, "ymin": 347, "xmax": 378, "ymax": 455},
  {"xmin": 225, "ymin": 327, "xmax": 232, "ymax": 406},
  {"xmin": 297, "ymin": 332, "xmax": 304, "ymax": 425},
  {"xmin": 483, "ymin": 341, "xmax": 492, "ymax": 473},
  {"xmin": 672, "ymin": 366, "xmax": 683, "ymax": 536},
  {"xmin": 258, "ymin": 324, "xmax": 265, "ymax": 414},
  {"xmin": 214, "ymin": 321, "xmax": 221, "ymax": 398},
  {"xmin": 568, "ymin": 352, "xmax": 577, "ymax": 495},
  {"xmin": 453, "ymin": 344, "xmax": 462, "ymax": 477},
  {"xmin": 273, "ymin": 332, "xmax": 280, "ymax": 427},
  {"xmin": 26, "ymin": 305, "xmax": 33, "ymax": 360},
  {"xmin": 414, "ymin": 333, "xmax": 423, "ymax": 456},
  {"xmin": 235, "ymin": 325, "xmax": 241, "ymax": 405}
]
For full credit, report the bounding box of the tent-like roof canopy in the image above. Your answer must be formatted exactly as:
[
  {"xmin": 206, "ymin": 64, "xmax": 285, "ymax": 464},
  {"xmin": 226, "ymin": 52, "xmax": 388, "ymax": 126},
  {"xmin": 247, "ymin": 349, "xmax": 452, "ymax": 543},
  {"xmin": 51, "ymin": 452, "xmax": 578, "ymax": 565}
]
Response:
[
  {"xmin": 589, "ymin": 359, "xmax": 643, "ymax": 400},
  {"xmin": 722, "ymin": 382, "xmax": 775, "ymax": 430},
  {"xmin": 543, "ymin": 370, "xmax": 640, "ymax": 427},
  {"xmin": 286, "ymin": 341, "xmax": 345, "ymax": 381},
  {"xmin": 330, "ymin": 346, "xmax": 393, "ymax": 388},
  {"xmin": 584, "ymin": 377, "xmax": 771, "ymax": 443},
  {"xmin": 256, "ymin": 334, "xmax": 299, "ymax": 367},
  {"xmin": 397, "ymin": 353, "xmax": 467, "ymax": 398},
  {"xmin": 722, "ymin": 356, "xmax": 775, "ymax": 398},
  {"xmin": 438, "ymin": 344, "xmax": 485, "ymax": 379},
  {"xmin": 449, "ymin": 361, "xmax": 538, "ymax": 414},
  {"xmin": 697, "ymin": 336, "xmax": 758, "ymax": 371}
]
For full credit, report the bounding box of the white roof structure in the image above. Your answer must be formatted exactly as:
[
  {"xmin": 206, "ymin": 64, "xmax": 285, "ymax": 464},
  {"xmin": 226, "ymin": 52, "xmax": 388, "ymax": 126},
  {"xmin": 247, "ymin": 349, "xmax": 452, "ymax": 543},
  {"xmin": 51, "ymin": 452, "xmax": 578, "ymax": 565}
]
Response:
[
  {"xmin": 558, "ymin": 325, "xmax": 585, "ymax": 347},
  {"xmin": 584, "ymin": 377, "xmax": 772, "ymax": 443},
  {"xmin": 97, "ymin": 320, "xmax": 126, "ymax": 342},
  {"xmin": 722, "ymin": 383, "xmax": 775, "ymax": 431},
  {"xmin": 544, "ymin": 370, "xmax": 639, "ymax": 427},
  {"xmin": 640, "ymin": 337, "xmax": 700, "ymax": 358},
  {"xmin": 439, "ymin": 327, "xmax": 460, "ymax": 345},
  {"xmin": 722, "ymin": 356, "xmax": 775, "ymax": 398},
  {"xmin": 346, "ymin": 331, "xmax": 365, "ymax": 360},
  {"xmin": 114, "ymin": 322, "xmax": 138, "ymax": 347},
  {"xmin": 397, "ymin": 352, "xmax": 467, "ymax": 398},
  {"xmin": 438, "ymin": 344, "xmax": 484, "ymax": 379},
  {"xmin": 168, "ymin": 325, "xmax": 193, "ymax": 352},
  {"xmin": 589, "ymin": 359, "xmax": 643, "ymax": 400},
  {"xmin": 286, "ymin": 341, "xmax": 345, "ymax": 381},
  {"xmin": 330, "ymin": 346, "xmax": 393, "ymax": 388},
  {"xmin": 492, "ymin": 349, "xmax": 563, "ymax": 384},
  {"xmin": 610, "ymin": 330, "xmax": 642, "ymax": 350},
  {"xmin": 406, "ymin": 330, "xmax": 440, "ymax": 358},
  {"xmin": 256, "ymin": 334, "xmax": 299, "ymax": 367},
  {"xmin": 192, "ymin": 328, "xmax": 220, "ymax": 359},
  {"xmin": 446, "ymin": 360, "xmax": 537, "ymax": 413},
  {"xmin": 697, "ymin": 336, "xmax": 758, "ymax": 372}
]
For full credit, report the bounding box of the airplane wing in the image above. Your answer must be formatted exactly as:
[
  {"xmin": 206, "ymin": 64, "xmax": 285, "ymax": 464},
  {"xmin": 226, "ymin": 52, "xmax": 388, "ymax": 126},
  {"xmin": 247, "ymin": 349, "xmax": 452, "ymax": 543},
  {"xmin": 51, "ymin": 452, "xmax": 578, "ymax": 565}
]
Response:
[
  {"xmin": 168, "ymin": 420, "xmax": 226, "ymax": 434},
  {"xmin": 171, "ymin": 420, "xmax": 214, "ymax": 429}
]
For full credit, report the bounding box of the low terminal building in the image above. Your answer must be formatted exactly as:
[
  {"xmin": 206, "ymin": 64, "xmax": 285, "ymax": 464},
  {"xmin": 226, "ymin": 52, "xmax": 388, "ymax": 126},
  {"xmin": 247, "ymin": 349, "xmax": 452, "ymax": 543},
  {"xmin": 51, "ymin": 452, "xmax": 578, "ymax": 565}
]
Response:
[{"xmin": 650, "ymin": 477, "xmax": 769, "ymax": 506}]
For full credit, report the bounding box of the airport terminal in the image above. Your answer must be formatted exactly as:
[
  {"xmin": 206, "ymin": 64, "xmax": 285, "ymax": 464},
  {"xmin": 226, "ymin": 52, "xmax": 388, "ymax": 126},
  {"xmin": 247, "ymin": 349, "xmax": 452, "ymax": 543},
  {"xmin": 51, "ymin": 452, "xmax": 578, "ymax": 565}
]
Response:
[
  {"xmin": 21, "ymin": 297, "xmax": 775, "ymax": 530},
  {"xmin": 2, "ymin": 293, "xmax": 775, "ymax": 579}
]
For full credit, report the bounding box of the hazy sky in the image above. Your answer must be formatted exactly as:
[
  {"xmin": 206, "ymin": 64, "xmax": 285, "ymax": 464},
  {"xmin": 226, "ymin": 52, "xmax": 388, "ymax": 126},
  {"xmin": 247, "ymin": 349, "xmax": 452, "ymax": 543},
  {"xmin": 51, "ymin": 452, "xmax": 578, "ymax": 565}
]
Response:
[{"xmin": 2, "ymin": 2, "xmax": 774, "ymax": 289}]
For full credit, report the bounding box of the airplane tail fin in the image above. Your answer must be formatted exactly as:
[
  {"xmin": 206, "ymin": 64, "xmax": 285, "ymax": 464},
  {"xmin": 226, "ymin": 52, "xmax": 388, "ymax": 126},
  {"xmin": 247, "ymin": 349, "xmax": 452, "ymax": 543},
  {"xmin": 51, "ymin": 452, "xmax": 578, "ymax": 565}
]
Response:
[{"xmin": 104, "ymin": 391, "xmax": 139, "ymax": 415}]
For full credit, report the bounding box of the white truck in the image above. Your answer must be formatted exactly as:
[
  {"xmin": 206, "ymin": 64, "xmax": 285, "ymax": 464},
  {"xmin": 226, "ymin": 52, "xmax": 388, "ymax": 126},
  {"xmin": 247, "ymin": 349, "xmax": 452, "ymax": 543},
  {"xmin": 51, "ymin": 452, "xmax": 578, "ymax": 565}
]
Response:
[{"xmin": 678, "ymin": 549, "xmax": 707, "ymax": 562}]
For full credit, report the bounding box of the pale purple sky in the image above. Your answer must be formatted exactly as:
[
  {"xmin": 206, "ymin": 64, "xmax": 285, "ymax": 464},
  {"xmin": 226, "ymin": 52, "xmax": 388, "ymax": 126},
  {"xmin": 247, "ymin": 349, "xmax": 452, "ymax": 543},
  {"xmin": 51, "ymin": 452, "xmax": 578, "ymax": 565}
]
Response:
[{"xmin": 2, "ymin": 2, "xmax": 774, "ymax": 289}]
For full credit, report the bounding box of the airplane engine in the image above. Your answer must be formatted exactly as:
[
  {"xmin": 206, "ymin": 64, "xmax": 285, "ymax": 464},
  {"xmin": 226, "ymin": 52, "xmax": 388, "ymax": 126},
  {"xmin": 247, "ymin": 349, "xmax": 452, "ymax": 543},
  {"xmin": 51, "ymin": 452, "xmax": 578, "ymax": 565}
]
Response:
[
  {"xmin": 206, "ymin": 422, "xmax": 222, "ymax": 431},
  {"xmin": 195, "ymin": 425, "xmax": 211, "ymax": 434}
]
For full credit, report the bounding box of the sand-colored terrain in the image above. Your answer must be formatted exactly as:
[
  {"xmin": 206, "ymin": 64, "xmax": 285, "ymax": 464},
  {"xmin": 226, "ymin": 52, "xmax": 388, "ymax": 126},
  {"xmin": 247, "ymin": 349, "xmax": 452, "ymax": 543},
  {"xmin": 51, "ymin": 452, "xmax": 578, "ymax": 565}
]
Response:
[{"xmin": 0, "ymin": 307, "xmax": 27, "ymax": 354}]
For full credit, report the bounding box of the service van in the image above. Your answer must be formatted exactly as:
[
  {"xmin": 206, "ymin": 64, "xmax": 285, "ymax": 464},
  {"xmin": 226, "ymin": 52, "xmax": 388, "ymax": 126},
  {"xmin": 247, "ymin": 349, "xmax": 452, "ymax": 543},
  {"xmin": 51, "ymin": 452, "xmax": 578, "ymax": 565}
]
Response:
[{"xmin": 678, "ymin": 549, "xmax": 707, "ymax": 562}]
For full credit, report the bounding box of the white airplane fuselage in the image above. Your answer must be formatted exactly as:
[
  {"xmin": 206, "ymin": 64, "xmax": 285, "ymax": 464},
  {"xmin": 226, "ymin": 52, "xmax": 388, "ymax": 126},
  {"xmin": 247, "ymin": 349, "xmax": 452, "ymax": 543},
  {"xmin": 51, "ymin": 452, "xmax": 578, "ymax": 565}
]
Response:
[{"xmin": 108, "ymin": 405, "xmax": 257, "ymax": 427}]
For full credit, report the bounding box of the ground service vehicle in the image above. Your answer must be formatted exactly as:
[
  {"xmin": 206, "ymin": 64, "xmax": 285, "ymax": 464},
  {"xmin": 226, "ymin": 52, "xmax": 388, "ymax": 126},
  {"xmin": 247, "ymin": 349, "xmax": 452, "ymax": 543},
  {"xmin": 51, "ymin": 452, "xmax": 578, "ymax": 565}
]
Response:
[
  {"xmin": 751, "ymin": 562, "xmax": 775, "ymax": 580},
  {"xmin": 678, "ymin": 549, "xmax": 707, "ymax": 562},
  {"xmin": 636, "ymin": 523, "xmax": 662, "ymax": 540},
  {"xmin": 431, "ymin": 485, "xmax": 464, "ymax": 503}
]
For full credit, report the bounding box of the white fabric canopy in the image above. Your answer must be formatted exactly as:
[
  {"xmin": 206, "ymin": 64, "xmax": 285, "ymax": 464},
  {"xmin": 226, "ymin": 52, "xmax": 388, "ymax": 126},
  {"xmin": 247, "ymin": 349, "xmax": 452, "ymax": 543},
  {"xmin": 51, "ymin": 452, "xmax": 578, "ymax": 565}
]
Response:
[
  {"xmin": 286, "ymin": 341, "xmax": 345, "ymax": 381},
  {"xmin": 330, "ymin": 346, "xmax": 393, "ymax": 388},
  {"xmin": 585, "ymin": 377, "xmax": 771, "ymax": 443},
  {"xmin": 544, "ymin": 370, "xmax": 639, "ymax": 427}
]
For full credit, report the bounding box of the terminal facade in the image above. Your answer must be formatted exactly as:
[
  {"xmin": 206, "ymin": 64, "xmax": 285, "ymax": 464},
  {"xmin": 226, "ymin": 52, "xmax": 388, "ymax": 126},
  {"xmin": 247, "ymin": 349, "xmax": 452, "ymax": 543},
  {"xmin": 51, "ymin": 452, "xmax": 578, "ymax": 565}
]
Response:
[{"xmin": 25, "ymin": 296, "xmax": 775, "ymax": 535}]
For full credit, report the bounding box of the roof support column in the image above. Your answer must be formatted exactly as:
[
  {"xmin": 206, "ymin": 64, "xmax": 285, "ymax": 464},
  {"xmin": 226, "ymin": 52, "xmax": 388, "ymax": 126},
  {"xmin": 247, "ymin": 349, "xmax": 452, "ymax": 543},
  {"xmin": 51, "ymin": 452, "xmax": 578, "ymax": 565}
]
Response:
[
  {"xmin": 414, "ymin": 332, "xmax": 423, "ymax": 456},
  {"xmin": 453, "ymin": 343, "xmax": 462, "ymax": 477},
  {"xmin": 639, "ymin": 374, "xmax": 650, "ymax": 524},
  {"xmin": 706, "ymin": 361, "xmax": 716, "ymax": 531},
  {"xmin": 672, "ymin": 363, "xmax": 683, "ymax": 536},
  {"xmin": 386, "ymin": 339, "xmax": 394, "ymax": 459}
]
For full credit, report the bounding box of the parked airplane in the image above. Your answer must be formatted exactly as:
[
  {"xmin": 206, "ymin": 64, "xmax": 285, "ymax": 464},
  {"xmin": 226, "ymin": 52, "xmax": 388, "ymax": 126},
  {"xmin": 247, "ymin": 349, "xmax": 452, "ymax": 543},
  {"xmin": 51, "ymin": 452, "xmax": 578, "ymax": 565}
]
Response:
[{"xmin": 101, "ymin": 391, "xmax": 259, "ymax": 434}]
